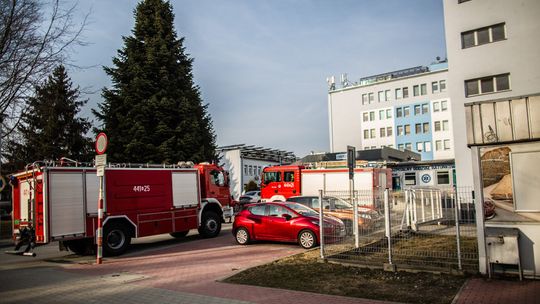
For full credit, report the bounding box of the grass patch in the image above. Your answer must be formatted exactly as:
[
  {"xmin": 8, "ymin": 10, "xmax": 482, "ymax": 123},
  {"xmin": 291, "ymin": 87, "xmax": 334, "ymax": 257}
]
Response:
[{"xmin": 224, "ymin": 251, "xmax": 468, "ymax": 304}]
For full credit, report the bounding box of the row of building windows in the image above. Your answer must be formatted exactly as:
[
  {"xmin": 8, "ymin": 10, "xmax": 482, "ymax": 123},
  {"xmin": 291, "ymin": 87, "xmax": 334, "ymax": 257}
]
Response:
[
  {"xmin": 396, "ymin": 139, "xmax": 451, "ymax": 152},
  {"xmin": 461, "ymin": 23, "xmax": 506, "ymax": 49},
  {"xmin": 364, "ymin": 120, "xmax": 448, "ymax": 140},
  {"xmin": 363, "ymin": 101, "xmax": 449, "ymax": 123},
  {"xmin": 244, "ymin": 165, "xmax": 262, "ymax": 176},
  {"xmin": 361, "ymin": 80, "xmax": 446, "ymax": 105},
  {"xmin": 465, "ymin": 73, "xmax": 510, "ymax": 97}
]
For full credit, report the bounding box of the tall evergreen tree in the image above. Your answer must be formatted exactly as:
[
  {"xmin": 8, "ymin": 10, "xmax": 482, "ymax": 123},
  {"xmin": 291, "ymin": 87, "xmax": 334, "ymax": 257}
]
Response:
[
  {"xmin": 93, "ymin": 0, "xmax": 216, "ymax": 164},
  {"xmin": 8, "ymin": 65, "xmax": 92, "ymax": 167}
]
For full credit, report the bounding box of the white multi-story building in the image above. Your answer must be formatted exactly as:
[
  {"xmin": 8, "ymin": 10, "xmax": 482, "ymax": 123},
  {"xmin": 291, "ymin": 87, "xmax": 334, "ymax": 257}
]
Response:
[
  {"xmin": 217, "ymin": 144, "xmax": 296, "ymax": 200},
  {"xmin": 444, "ymin": 0, "xmax": 540, "ymax": 278},
  {"xmin": 328, "ymin": 61, "xmax": 454, "ymax": 161}
]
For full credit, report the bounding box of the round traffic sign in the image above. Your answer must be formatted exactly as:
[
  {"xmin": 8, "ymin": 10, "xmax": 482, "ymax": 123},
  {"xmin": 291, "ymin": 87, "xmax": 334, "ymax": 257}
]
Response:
[{"xmin": 95, "ymin": 133, "xmax": 108, "ymax": 155}]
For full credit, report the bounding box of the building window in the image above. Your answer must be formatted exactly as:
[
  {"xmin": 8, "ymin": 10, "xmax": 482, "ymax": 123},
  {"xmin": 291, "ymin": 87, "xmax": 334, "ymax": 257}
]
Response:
[
  {"xmin": 362, "ymin": 94, "xmax": 368, "ymax": 105},
  {"xmin": 363, "ymin": 112, "xmax": 369, "ymax": 122},
  {"xmin": 397, "ymin": 125, "xmax": 404, "ymax": 136},
  {"xmin": 405, "ymin": 142, "xmax": 412, "ymax": 150},
  {"xmin": 380, "ymin": 128, "xmax": 386, "ymax": 137},
  {"xmin": 465, "ymin": 74, "xmax": 510, "ymax": 97},
  {"xmin": 415, "ymin": 123, "xmax": 422, "ymax": 134},
  {"xmin": 386, "ymin": 109, "xmax": 392, "ymax": 118},
  {"xmin": 249, "ymin": 165, "xmax": 253, "ymax": 175},
  {"xmin": 388, "ymin": 144, "xmax": 394, "ymax": 148},
  {"xmin": 378, "ymin": 91, "xmax": 384, "ymax": 102},
  {"xmin": 370, "ymin": 111, "xmax": 375, "ymax": 121},
  {"xmin": 425, "ymin": 141, "xmax": 432, "ymax": 152},
  {"xmin": 420, "ymin": 83, "xmax": 427, "ymax": 95},
  {"xmin": 458, "ymin": 0, "xmax": 471, "ymax": 3},
  {"xmin": 379, "ymin": 110, "xmax": 385, "ymax": 120},
  {"xmin": 403, "ymin": 87, "xmax": 409, "ymax": 98},
  {"xmin": 435, "ymin": 140, "xmax": 442, "ymax": 151},
  {"xmin": 368, "ymin": 93, "xmax": 374, "ymax": 104},
  {"xmin": 404, "ymin": 124, "xmax": 411, "ymax": 135},
  {"xmin": 432, "ymin": 81, "xmax": 439, "ymax": 93},
  {"xmin": 370, "ymin": 129, "xmax": 376, "ymax": 138},
  {"xmin": 244, "ymin": 165, "xmax": 248, "ymax": 175},
  {"xmin": 433, "ymin": 102, "xmax": 440, "ymax": 112},
  {"xmin": 440, "ymin": 80, "xmax": 446, "ymax": 92},
  {"xmin": 423, "ymin": 122, "xmax": 429, "ymax": 133},
  {"xmin": 437, "ymin": 171, "xmax": 450, "ymax": 184},
  {"xmin": 441, "ymin": 100, "xmax": 448, "ymax": 111},
  {"xmin": 398, "ymin": 144, "xmax": 404, "ymax": 151},
  {"xmin": 413, "ymin": 85, "xmax": 419, "ymax": 96},
  {"xmin": 385, "ymin": 90, "xmax": 390, "ymax": 101},
  {"xmin": 387, "ymin": 126, "xmax": 393, "ymax": 136},
  {"xmin": 422, "ymin": 103, "xmax": 429, "ymax": 114},
  {"xmin": 396, "ymin": 107, "xmax": 403, "ymax": 118},
  {"xmin": 444, "ymin": 139, "xmax": 451, "ymax": 150},
  {"xmin": 395, "ymin": 88, "xmax": 402, "ymax": 99},
  {"xmin": 443, "ymin": 120, "xmax": 449, "ymax": 131},
  {"xmin": 414, "ymin": 105, "xmax": 421, "ymax": 115},
  {"xmin": 363, "ymin": 129, "xmax": 369, "ymax": 139},
  {"xmin": 416, "ymin": 142, "xmax": 423, "ymax": 152},
  {"xmin": 404, "ymin": 172, "xmax": 416, "ymax": 185},
  {"xmin": 461, "ymin": 23, "xmax": 506, "ymax": 49},
  {"xmin": 404, "ymin": 106, "xmax": 410, "ymax": 117},
  {"xmin": 435, "ymin": 121, "xmax": 441, "ymax": 132}
]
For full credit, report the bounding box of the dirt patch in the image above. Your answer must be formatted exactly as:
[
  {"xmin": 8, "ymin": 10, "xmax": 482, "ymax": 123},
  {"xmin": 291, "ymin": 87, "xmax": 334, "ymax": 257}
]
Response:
[{"xmin": 224, "ymin": 251, "xmax": 468, "ymax": 304}]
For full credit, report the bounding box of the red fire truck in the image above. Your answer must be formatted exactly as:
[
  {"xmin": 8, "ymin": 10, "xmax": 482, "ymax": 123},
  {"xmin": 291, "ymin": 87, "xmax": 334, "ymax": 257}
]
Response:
[
  {"xmin": 9, "ymin": 161, "xmax": 234, "ymax": 256},
  {"xmin": 260, "ymin": 165, "xmax": 391, "ymax": 203}
]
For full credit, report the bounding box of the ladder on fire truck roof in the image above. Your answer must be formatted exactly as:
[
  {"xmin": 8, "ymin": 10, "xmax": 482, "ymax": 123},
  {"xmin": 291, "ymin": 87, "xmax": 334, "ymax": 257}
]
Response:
[{"xmin": 24, "ymin": 157, "xmax": 203, "ymax": 170}]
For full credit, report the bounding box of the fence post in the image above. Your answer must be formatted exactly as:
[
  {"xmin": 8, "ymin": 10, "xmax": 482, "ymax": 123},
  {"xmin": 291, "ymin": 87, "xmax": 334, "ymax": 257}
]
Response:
[
  {"xmin": 353, "ymin": 184, "xmax": 359, "ymax": 248},
  {"xmin": 384, "ymin": 189, "xmax": 393, "ymax": 265},
  {"xmin": 405, "ymin": 190, "xmax": 410, "ymax": 227},
  {"xmin": 420, "ymin": 189, "xmax": 425, "ymax": 223},
  {"xmin": 319, "ymin": 189, "xmax": 324, "ymax": 259},
  {"xmin": 430, "ymin": 190, "xmax": 435, "ymax": 220},
  {"xmin": 412, "ymin": 191, "xmax": 418, "ymax": 230},
  {"xmin": 453, "ymin": 188, "xmax": 462, "ymax": 270}
]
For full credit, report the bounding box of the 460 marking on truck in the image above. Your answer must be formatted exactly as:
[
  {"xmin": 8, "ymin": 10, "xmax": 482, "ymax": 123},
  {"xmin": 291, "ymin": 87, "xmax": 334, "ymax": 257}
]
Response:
[{"xmin": 133, "ymin": 185, "xmax": 151, "ymax": 192}]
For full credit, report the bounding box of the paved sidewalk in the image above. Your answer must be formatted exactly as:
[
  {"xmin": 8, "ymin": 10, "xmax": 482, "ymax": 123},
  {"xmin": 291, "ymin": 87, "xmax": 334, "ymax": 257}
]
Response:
[{"xmin": 454, "ymin": 277, "xmax": 540, "ymax": 304}]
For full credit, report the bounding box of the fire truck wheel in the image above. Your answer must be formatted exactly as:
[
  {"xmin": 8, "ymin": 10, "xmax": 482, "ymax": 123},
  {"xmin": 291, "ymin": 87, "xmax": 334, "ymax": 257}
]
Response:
[
  {"xmin": 198, "ymin": 211, "xmax": 221, "ymax": 238},
  {"xmin": 170, "ymin": 230, "xmax": 189, "ymax": 238},
  {"xmin": 103, "ymin": 222, "xmax": 131, "ymax": 256},
  {"xmin": 235, "ymin": 227, "xmax": 250, "ymax": 245},
  {"xmin": 298, "ymin": 229, "xmax": 317, "ymax": 249}
]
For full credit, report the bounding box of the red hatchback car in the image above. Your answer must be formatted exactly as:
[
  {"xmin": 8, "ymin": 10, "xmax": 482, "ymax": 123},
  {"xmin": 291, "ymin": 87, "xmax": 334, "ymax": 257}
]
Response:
[{"xmin": 233, "ymin": 202, "xmax": 345, "ymax": 249}]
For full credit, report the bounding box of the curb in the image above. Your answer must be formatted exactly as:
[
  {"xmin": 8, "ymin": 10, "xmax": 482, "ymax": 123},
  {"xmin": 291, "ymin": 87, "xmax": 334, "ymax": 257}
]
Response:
[{"xmin": 451, "ymin": 278, "xmax": 470, "ymax": 304}]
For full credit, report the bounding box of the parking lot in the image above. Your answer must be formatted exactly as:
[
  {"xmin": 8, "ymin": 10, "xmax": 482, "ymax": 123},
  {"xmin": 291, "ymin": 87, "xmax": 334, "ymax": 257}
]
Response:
[{"xmin": 3, "ymin": 224, "xmax": 382, "ymax": 304}]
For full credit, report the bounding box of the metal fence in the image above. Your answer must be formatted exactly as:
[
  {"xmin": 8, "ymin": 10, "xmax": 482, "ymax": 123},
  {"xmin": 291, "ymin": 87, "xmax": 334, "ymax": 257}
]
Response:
[{"xmin": 319, "ymin": 187, "xmax": 478, "ymax": 273}]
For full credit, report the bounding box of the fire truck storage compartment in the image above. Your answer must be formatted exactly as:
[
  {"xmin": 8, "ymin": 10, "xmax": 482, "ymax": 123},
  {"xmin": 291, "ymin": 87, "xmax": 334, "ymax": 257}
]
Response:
[
  {"xmin": 172, "ymin": 171, "xmax": 199, "ymax": 208},
  {"xmin": 48, "ymin": 171, "xmax": 86, "ymax": 239},
  {"xmin": 18, "ymin": 179, "xmax": 33, "ymax": 222}
]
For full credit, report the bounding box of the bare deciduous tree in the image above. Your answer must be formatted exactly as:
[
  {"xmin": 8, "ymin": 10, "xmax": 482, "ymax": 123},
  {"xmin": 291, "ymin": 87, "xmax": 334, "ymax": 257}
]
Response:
[{"xmin": 0, "ymin": 0, "xmax": 86, "ymax": 138}]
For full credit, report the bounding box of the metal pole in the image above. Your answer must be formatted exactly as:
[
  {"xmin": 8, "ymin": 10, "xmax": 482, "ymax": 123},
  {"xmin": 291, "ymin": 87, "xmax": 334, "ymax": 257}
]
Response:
[
  {"xmin": 96, "ymin": 175, "xmax": 104, "ymax": 264},
  {"xmin": 384, "ymin": 189, "xmax": 392, "ymax": 265},
  {"xmin": 352, "ymin": 179, "xmax": 359, "ymax": 248},
  {"xmin": 318, "ymin": 189, "xmax": 324, "ymax": 259},
  {"xmin": 420, "ymin": 189, "xmax": 425, "ymax": 223},
  {"xmin": 430, "ymin": 190, "xmax": 435, "ymax": 220},
  {"xmin": 405, "ymin": 190, "xmax": 410, "ymax": 227},
  {"xmin": 453, "ymin": 188, "xmax": 462, "ymax": 270}
]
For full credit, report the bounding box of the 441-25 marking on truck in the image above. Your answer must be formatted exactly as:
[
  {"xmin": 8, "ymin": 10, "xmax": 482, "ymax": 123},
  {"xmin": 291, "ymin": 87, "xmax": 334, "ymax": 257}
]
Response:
[{"xmin": 133, "ymin": 185, "xmax": 151, "ymax": 192}]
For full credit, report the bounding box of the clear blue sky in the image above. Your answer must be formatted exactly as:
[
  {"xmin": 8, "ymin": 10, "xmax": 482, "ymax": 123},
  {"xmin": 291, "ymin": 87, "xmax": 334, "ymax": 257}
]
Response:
[{"xmin": 69, "ymin": 0, "xmax": 446, "ymax": 158}]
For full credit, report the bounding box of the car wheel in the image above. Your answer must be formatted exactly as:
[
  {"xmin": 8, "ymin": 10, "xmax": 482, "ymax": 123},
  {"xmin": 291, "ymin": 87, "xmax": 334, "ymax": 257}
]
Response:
[
  {"xmin": 298, "ymin": 229, "xmax": 317, "ymax": 249},
  {"xmin": 235, "ymin": 227, "xmax": 250, "ymax": 245}
]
